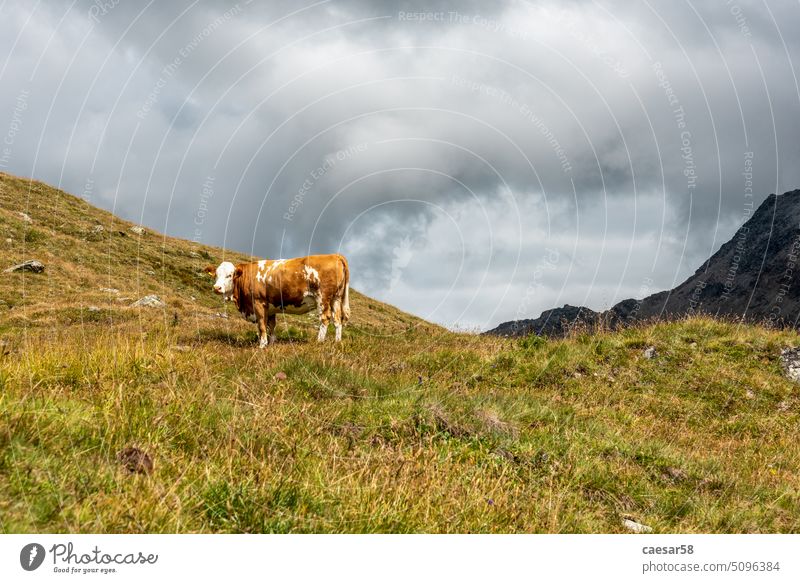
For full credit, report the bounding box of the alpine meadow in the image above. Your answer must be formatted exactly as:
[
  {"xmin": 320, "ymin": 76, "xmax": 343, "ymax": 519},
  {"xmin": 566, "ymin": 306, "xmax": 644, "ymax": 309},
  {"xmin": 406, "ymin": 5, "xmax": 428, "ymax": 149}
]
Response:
[{"xmin": 1, "ymin": 172, "xmax": 798, "ymax": 534}]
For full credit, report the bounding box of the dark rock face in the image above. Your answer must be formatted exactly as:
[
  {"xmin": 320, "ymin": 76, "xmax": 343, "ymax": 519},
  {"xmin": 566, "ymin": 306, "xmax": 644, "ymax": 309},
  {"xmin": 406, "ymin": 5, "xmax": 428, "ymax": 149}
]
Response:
[
  {"xmin": 621, "ymin": 190, "xmax": 800, "ymax": 326},
  {"xmin": 487, "ymin": 304, "xmax": 602, "ymax": 337},
  {"xmin": 487, "ymin": 189, "xmax": 800, "ymax": 337}
]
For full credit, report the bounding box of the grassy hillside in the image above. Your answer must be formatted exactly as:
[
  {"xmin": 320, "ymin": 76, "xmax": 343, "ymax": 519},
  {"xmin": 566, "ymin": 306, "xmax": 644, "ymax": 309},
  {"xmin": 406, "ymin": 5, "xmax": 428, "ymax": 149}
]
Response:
[
  {"xmin": 0, "ymin": 172, "xmax": 425, "ymax": 335},
  {"xmin": 1, "ymin": 172, "xmax": 799, "ymax": 533}
]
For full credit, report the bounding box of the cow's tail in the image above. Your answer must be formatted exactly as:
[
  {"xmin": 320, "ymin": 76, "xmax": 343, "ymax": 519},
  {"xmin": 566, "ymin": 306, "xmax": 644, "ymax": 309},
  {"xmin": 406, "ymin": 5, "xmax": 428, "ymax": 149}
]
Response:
[{"xmin": 340, "ymin": 254, "xmax": 351, "ymax": 324}]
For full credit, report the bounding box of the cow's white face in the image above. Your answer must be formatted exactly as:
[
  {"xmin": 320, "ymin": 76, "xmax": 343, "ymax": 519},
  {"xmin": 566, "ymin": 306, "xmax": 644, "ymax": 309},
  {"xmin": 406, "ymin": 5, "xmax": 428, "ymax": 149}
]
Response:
[{"xmin": 212, "ymin": 261, "xmax": 236, "ymax": 300}]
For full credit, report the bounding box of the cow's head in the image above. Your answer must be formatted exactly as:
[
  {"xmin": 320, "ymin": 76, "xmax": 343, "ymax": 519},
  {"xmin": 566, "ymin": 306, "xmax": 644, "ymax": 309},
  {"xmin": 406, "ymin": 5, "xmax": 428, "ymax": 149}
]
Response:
[{"xmin": 205, "ymin": 262, "xmax": 237, "ymax": 300}]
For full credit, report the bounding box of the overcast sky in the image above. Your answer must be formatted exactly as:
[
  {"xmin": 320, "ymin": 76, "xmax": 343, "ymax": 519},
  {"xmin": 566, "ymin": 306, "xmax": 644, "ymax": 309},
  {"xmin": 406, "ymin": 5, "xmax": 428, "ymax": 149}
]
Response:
[{"xmin": 2, "ymin": 0, "xmax": 799, "ymax": 329}]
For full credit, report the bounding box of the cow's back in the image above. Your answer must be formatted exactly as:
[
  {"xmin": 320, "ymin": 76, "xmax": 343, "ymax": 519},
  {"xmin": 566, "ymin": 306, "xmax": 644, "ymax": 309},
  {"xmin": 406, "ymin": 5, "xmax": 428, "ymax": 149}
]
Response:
[
  {"xmin": 235, "ymin": 254, "xmax": 348, "ymax": 316},
  {"xmin": 258, "ymin": 257, "xmax": 321, "ymax": 311}
]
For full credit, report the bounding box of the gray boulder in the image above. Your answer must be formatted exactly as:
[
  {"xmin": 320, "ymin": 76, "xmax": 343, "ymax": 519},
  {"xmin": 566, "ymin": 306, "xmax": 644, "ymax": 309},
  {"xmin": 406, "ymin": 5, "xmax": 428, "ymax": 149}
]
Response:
[
  {"xmin": 131, "ymin": 295, "xmax": 165, "ymax": 308},
  {"xmin": 780, "ymin": 347, "xmax": 800, "ymax": 382},
  {"xmin": 4, "ymin": 260, "xmax": 45, "ymax": 273},
  {"xmin": 622, "ymin": 518, "xmax": 653, "ymax": 533}
]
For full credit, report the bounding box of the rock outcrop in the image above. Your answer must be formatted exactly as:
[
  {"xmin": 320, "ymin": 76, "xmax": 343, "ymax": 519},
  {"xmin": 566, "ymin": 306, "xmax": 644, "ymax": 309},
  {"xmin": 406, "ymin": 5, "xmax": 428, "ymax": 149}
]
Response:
[
  {"xmin": 488, "ymin": 189, "xmax": 800, "ymax": 337},
  {"xmin": 4, "ymin": 260, "xmax": 45, "ymax": 273}
]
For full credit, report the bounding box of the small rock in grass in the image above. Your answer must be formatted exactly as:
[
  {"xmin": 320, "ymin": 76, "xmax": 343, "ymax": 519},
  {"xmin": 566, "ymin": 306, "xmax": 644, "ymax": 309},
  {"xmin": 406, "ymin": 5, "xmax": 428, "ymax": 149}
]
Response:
[
  {"xmin": 777, "ymin": 400, "xmax": 790, "ymax": 412},
  {"xmin": 129, "ymin": 225, "xmax": 145, "ymax": 235},
  {"xmin": 4, "ymin": 260, "xmax": 45, "ymax": 273},
  {"xmin": 622, "ymin": 518, "xmax": 652, "ymax": 533},
  {"xmin": 18, "ymin": 212, "xmax": 32, "ymax": 223},
  {"xmin": 387, "ymin": 362, "xmax": 406, "ymax": 374},
  {"xmin": 663, "ymin": 467, "xmax": 687, "ymax": 482},
  {"xmin": 91, "ymin": 224, "xmax": 104, "ymax": 233},
  {"xmin": 745, "ymin": 389, "xmax": 755, "ymax": 399},
  {"xmin": 87, "ymin": 306, "xmax": 101, "ymax": 312},
  {"xmin": 100, "ymin": 287, "xmax": 120, "ymax": 294},
  {"xmin": 274, "ymin": 371, "xmax": 288, "ymax": 381},
  {"xmin": 698, "ymin": 476, "xmax": 723, "ymax": 491},
  {"xmin": 131, "ymin": 294, "xmax": 165, "ymax": 308},
  {"xmin": 779, "ymin": 347, "xmax": 800, "ymax": 382},
  {"xmin": 494, "ymin": 448, "xmax": 520, "ymax": 463},
  {"xmin": 116, "ymin": 447, "xmax": 153, "ymax": 475},
  {"xmin": 643, "ymin": 346, "xmax": 657, "ymax": 359},
  {"xmin": 477, "ymin": 409, "xmax": 517, "ymax": 437}
]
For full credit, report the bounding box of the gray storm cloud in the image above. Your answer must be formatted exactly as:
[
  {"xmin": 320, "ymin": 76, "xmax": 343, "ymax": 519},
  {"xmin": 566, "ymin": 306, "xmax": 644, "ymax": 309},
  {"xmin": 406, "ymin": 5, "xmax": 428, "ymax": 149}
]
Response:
[{"xmin": 1, "ymin": 0, "xmax": 798, "ymax": 328}]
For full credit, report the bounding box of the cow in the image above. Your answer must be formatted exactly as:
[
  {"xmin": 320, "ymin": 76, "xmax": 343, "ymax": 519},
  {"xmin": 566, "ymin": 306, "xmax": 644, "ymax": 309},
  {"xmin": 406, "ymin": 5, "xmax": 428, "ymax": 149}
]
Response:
[{"xmin": 205, "ymin": 254, "xmax": 350, "ymax": 348}]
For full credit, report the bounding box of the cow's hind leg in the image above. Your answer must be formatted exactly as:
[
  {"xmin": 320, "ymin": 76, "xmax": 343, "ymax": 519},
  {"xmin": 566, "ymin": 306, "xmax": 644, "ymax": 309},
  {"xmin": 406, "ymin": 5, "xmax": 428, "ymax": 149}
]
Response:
[
  {"xmin": 317, "ymin": 300, "xmax": 331, "ymax": 342},
  {"xmin": 332, "ymin": 298, "xmax": 343, "ymax": 342},
  {"xmin": 267, "ymin": 314, "xmax": 277, "ymax": 345}
]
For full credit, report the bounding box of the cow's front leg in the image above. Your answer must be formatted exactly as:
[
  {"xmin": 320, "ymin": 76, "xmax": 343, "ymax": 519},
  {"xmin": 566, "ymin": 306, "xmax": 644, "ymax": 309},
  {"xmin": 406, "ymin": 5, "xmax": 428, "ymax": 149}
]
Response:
[
  {"xmin": 267, "ymin": 314, "xmax": 277, "ymax": 345},
  {"xmin": 317, "ymin": 321, "xmax": 329, "ymax": 342},
  {"xmin": 333, "ymin": 298, "xmax": 343, "ymax": 342}
]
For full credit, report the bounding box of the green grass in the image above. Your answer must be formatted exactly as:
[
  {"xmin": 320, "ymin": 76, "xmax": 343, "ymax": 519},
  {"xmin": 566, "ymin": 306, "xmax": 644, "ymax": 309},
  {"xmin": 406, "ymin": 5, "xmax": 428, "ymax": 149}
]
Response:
[{"xmin": 0, "ymin": 172, "xmax": 799, "ymax": 533}]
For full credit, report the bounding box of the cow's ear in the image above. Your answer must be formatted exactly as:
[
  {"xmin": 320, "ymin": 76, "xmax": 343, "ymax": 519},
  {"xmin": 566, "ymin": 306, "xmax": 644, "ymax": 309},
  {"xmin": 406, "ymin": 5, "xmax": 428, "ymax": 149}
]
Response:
[
  {"xmin": 234, "ymin": 267, "xmax": 243, "ymax": 278},
  {"xmin": 203, "ymin": 265, "xmax": 216, "ymax": 276}
]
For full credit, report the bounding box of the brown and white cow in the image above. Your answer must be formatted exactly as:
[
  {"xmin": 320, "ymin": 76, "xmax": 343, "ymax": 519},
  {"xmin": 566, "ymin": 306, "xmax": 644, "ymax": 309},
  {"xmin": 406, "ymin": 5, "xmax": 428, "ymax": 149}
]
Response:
[{"xmin": 205, "ymin": 254, "xmax": 350, "ymax": 348}]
